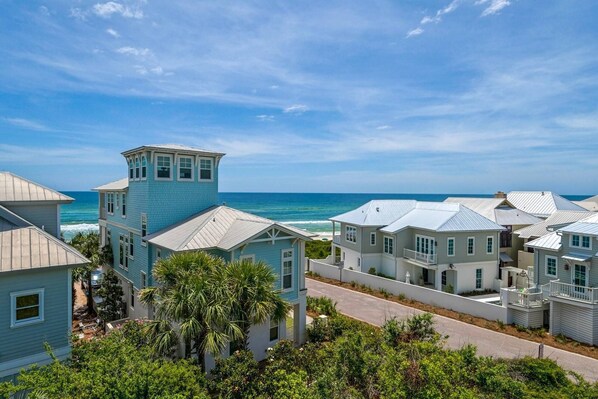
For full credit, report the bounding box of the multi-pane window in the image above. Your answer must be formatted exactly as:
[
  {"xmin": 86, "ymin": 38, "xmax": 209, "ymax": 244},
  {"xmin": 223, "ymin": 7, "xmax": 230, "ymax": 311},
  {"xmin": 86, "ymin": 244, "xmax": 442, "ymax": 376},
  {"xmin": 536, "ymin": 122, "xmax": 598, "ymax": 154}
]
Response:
[
  {"xmin": 178, "ymin": 157, "xmax": 193, "ymax": 180},
  {"xmin": 199, "ymin": 158, "xmax": 212, "ymax": 180},
  {"xmin": 383, "ymin": 236, "xmax": 394, "ymax": 255},
  {"xmin": 571, "ymin": 234, "xmax": 580, "ymax": 247},
  {"xmin": 486, "ymin": 236, "xmax": 494, "ymax": 254},
  {"xmin": 106, "ymin": 229, "xmax": 112, "ymax": 247},
  {"xmin": 120, "ymin": 235, "xmax": 129, "ymax": 269},
  {"xmin": 129, "ymin": 232, "xmax": 134, "ymax": 258},
  {"xmin": 129, "ymin": 282, "xmax": 135, "ymax": 309},
  {"xmin": 135, "ymin": 157, "xmax": 140, "ymax": 179},
  {"xmin": 129, "ymin": 161, "xmax": 134, "ymax": 180},
  {"xmin": 582, "ymin": 236, "xmax": 591, "ymax": 249},
  {"xmin": 121, "ymin": 193, "xmax": 126, "ymax": 217},
  {"xmin": 447, "ymin": 237, "xmax": 455, "ymax": 256},
  {"xmin": 467, "ymin": 237, "xmax": 475, "ymax": 255},
  {"xmin": 370, "ymin": 232, "xmax": 376, "ymax": 246},
  {"xmin": 156, "ymin": 155, "xmax": 172, "ymax": 179},
  {"xmin": 282, "ymin": 249, "xmax": 293, "ymax": 290},
  {"xmin": 141, "ymin": 213, "xmax": 147, "ymax": 246},
  {"xmin": 11, "ymin": 289, "xmax": 44, "ymax": 327},
  {"xmin": 441, "ymin": 271, "xmax": 447, "ymax": 286},
  {"xmin": 141, "ymin": 272, "xmax": 147, "ymax": 289},
  {"xmin": 107, "ymin": 193, "xmax": 115, "ymax": 214},
  {"xmin": 545, "ymin": 256, "xmax": 557, "ymax": 277},
  {"xmin": 119, "ymin": 235, "xmax": 124, "ymax": 267},
  {"xmin": 500, "ymin": 226, "xmax": 512, "ymax": 248},
  {"xmin": 345, "ymin": 225, "xmax": 357, "ymax": 243},
  {"xmin": 475, "ymin": 269, "xmax": 482, "ymax": 289},
  {"xmin": 269, "ymin": 318, "xmax": 279, "ymax": 341},
  {"xmin": 141, "ymin": 156, "xmax": 147, "ymax": 179}
]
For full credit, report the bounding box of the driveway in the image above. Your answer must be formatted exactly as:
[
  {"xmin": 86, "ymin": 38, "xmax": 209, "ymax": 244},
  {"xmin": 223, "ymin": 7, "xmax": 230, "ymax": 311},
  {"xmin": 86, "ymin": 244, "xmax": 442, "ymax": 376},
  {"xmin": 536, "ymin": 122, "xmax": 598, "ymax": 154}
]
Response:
[{"xmin": 307, "ymin": 278, "xmax": 598, "ymax": 382}]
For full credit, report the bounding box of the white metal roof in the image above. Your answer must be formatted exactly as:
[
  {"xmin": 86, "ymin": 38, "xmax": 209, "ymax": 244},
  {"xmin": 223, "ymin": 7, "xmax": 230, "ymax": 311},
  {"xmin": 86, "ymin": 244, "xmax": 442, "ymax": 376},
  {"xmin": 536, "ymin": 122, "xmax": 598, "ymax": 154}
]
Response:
[
  {"xmin": 506, "ymin": 191, "xmax": 585, "ymax": 218},
  {"xmin": 93, "ymin": 178, "xmax": 129, "ymax": 192},
  {"xmin": 0, "ymin": 206, "xmax": 88, "ymax": 272},
  {"xmin": 146, "ymin": 205, "xmax": 316, "ymax": 252},
  {"xmin": 573, "ymin": 201, "xmax": 598, "ymax": 212},
  {"xmin": 444, "ymin": 197, "xmax": 540, "ymax": 226},
  {"xmin": 122, "ymin": 144, "xmax": 226, "ymax": 158},
  {"xmin": 0, "ymin": 172, "xmax": 73, "ymax": 204},
  {"xmin": 582, "ymin": 194, "xmax": 598, "ymax": 203},
  {"xmin": 558, "ymin": 213, "xmax": 598, "ymax": 236},
  {"xmin": 514, "ymin": 210, "xmax": 595, "ymax": 239},
  {"xmin": 525, "ymin": 232, "xmax": 562, "ymax": 251},
  {"xmin": 330, "ymin": 200, "xmax": 418, "ymax": 226}
]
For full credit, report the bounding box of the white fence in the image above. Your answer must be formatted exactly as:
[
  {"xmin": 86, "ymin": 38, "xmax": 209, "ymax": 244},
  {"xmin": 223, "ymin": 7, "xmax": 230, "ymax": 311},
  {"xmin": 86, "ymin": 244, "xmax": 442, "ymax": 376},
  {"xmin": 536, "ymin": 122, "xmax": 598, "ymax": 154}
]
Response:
[{"xmin": 308, "ymin": 259, "xmax": 507, "ymax": 323}]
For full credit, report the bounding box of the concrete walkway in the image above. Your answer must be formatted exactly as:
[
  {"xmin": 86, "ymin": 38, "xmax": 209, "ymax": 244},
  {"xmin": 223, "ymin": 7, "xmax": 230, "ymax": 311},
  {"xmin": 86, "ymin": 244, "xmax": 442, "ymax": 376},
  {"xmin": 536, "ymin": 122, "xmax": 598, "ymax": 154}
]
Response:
[{"xmin": 307, "ymin": 278, "xmax": 598, "ymax": 382}]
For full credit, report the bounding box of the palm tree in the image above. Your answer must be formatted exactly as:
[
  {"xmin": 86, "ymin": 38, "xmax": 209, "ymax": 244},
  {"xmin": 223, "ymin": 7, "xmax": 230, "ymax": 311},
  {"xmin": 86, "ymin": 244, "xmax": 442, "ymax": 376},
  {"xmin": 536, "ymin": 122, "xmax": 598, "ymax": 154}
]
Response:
[
  {"xmin": 224, "ymin": 258, "xmax": 290, "ymax": 351},
  {"xmin": 70, "ymin": 232, "xmax": 109, "ymax": 312},
  {"xmin": 139, "ymin": 251, "xmax": 240, "ymax": 371}
]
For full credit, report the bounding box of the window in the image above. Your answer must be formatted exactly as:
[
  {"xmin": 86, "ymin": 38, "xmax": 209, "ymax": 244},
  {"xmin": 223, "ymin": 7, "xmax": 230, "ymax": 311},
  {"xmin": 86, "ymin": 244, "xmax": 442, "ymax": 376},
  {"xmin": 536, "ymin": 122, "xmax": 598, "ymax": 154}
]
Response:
[
  {"xmin": 441, "ymin": 270, "xmax": 447, "ymax": 286},
  {"xmin": 345, "ymin": 225, "xmax": 357, "ymax": 243},
  {"xmin": 156, "ymin": 154, "xmax": 172, "ymax": 179},
  {"xmin": 106, "ymin": 229, "xmax": 112, "ymax": 247},
  {"xmin": 199, "ymin": 158, "xmax": 213, "ymax": 181},
  {"xmin": 467, "ymin": 237, "xmax": 475, "ymax": 255},
  {"xmin": 141, "ymin": 213, "xmax": 147, "ymax": 247},
  {"xmin": 119, "ymin": 235, "xmax": 124, "ymax": 268},
  {"xmin": 475, "ymin": 269, "xmax": 482, "ymax": 289},
  {"xmin": 582, "ymin": 236, "xmax": 591, "ymax": 249},
  {"xmin": 370, "ymin": 232, "xmax": 376, "ymax": 246},
  {"xmin": 156, "ymin": 248, "xmax": 161, "ymax": 260},
  {"xmin": 500, "ymin": 226, "xmax": 512, "ymax": 248},
  {"xmin": 141, "ymin": 271, "xmax": 147, "ymax": 289},
  {"xmin": 545, "ymin": 256, "xmax": 557, "ymax": 278},
  {"xmin": 116, "ymin": 192, "xmax": 120, "ymax": 210},
  {"xmin": 141, "ymin": 156, "xmax": 147, "ymax": 179},
  {"xmin": 178, "ymin": 156, "xmax": 194, "ymax": 180},
  {"xmin": 119, "ymin": 235, "xmax": 129, "ymax": 269},
  {"xmin": 129, "ymin": 232, "xmax": 134, "ymax": 259},
  {"xmin": 486, "ymin": 236, "xmax": 494, "ymax": 254},
  {"xmin": 129, "ymin": 282, "xmax": 135, "ymax": 309},
  {"xmin": 135, "ymin": 156, "xmax": 140, "ymax": 179},
  {"xmin": 282, "ymin": 249, "xmax": 293, "ymax": 290},
  {"xmin": 121, "ymin": 193, "xmax": 126, "ymax": 217},
  {"xmin": 240, "ymin": 254, "xmax": 255, "ymax": 262},
  {"xmin": 571, "ymin": 234, "xmax": 580, "ymax": 247},
  {"xmin": 11, "ymin": 289, "xmax": 44, "ymax": 327},
  {"xmin": 383, "ymin": 236, "xmax": 394, "ymax": 255},
  {"xmin": 447, "ymin": 237, "xmax": 455, "ymax": 256},
  {"xmin": 129, "ymin": 160, "xmax": 134, "ymax": 180},
  {"xmin": 357, "ymin": 258, "xmax": 361, "ymax": 268},
  {"xmin": 269, "ymin": 318, "xmax": 279, "ymax": 342},
  {"xmin": 107, "ymin": 193, "xmax": 114, "ymax": 214}
]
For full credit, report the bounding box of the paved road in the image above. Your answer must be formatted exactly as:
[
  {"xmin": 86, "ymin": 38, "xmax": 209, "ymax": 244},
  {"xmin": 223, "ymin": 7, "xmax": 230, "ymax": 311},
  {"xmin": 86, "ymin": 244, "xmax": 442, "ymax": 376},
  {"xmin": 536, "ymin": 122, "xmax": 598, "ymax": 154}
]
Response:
[{"xmin": 307, "ymin": 278, "xmax": 598, "ymax": 382}]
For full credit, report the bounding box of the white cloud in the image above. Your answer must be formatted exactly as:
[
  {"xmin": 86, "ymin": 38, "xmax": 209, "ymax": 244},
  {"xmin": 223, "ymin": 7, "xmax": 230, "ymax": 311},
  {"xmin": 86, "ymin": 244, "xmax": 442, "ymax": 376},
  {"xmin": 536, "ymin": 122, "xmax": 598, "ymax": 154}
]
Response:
[
  {"xmin": 406, "ymin": 27, "xmax": 424, "ymax": 38},
  {"xmin": 2, "ymin": 117, "xmax": 49, "ymax": 131},
  {"xmin": 106, "ymin": 28, "xmax": 120, "ymax": 38},
  {"xmin": 256, "ymin": 114, "xmax": 275, "ymax": 121},
  {"xmin": 150, "ymin": 66, "xmax": 163, "ymax": 75},
  {"xmin": 476, "ymin": 0, "xmax": 511, "ymax": 16},
  {"xmin": 283, "ymin": 104, "xmax": 308, "ymax": 114},
  {"xmin": 116, "ymin": 46, "xmax": 151, "ymax": 57},
  {"xmin": 376, "ymin": 125, "xmax": 391, "ymax": 130},
  {"xmin": 93, "ymin": 2, "xmax": 144, "ymax": 19},
  {"xmin": 69, "ymin": 8, "xmax": 87, "ymax": 21}
]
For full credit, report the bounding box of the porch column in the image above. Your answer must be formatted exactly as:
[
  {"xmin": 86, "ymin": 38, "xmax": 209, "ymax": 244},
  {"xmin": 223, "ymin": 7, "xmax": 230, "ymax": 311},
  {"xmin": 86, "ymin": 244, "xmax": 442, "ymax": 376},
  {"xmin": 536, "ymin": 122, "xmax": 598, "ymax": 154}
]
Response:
[{"xmin": 435, "ymin": 266, "xmax": 444, "ymax": 291}]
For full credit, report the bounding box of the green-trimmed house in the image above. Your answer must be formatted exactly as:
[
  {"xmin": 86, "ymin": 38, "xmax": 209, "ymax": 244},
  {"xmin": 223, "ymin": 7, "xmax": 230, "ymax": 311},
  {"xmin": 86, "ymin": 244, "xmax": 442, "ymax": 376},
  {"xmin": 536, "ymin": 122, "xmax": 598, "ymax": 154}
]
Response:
[
  {"xmin": 94, "ymin": 145, "xmax": 315, "ymax": 367},
  {"xmin": 0, "ymin": 172, "xmax": 88, "ymax": 379}
]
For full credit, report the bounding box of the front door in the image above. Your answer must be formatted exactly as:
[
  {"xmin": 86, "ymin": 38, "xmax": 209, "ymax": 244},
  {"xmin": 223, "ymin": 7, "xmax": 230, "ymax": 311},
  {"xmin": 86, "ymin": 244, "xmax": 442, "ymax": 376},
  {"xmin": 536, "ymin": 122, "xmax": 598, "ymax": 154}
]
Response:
[
  {"xmin": 416, "ymin": 235, "xmax": 436, "ymax": 262},
  {"xmin": 573, "ymin": 264, "xmax": 587, "ymax": 293}
]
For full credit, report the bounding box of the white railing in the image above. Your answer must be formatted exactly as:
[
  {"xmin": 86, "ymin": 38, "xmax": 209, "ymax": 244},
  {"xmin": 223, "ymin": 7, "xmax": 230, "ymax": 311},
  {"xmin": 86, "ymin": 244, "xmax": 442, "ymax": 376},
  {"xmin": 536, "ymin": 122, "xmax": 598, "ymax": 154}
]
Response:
[
  {"xmin": 332, "ymin": 235, "xmax": 341, "ymax": 245},
  {"xmin": 403, "ymin": 249, "xmax": 437, "ymax": 265},
  {"xmin": 502, "ymin": 288, "xmax": 545, "ymax": 308},
  {"xmin": 549, "ymin": 281, "xmax": 598, "ymax": 304}
]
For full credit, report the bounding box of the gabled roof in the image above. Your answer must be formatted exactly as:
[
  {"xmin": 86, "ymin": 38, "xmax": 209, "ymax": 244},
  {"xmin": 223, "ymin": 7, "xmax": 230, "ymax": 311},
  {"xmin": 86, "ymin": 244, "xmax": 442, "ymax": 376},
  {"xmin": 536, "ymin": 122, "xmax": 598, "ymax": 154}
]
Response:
[
  {"xmin": 93, "ymin": 178, "xmax": 129, "ymax": 192},
  {"xmin": 525, "ymin": 232, "xmax": 562, "ymax": 251},
  {"xmin": 0, "ymin": 206, "xmax": 88, "ymax": 272},
  {"xmin": 573, "ymin": 201, "xmax": 598, "ymax": 212},
  {"xmin": 122, "ymin": 144, "xmax": 225, "ymax": 158},
  {"xmin": 558, "ymin": 213, "xmax": 598, "ymax": 236},
  {"xmin": 444, "ymin": 197, "xmax": 541, "ymax": 226},
  {"xmin": 514, "ymin": 210, "xmax": 595, "ymax": 239},
  {"xmin": 146, "ymin": 206, "xmax": 316, "ymax": 252},
  {"xmin": 506, "ymin": 191, "xmax": 585, "ymax": 218},
  {"xmin": 380, "ymin": 202, "xmax": 504, "ymax": 233},
  {"xmin": 330, "ymin": 200, "xmax": 417, "ymax": 226},
  {"xmin": 0, "ymin": 172, "xmax": 73, "ymax": 204},
  {"xmin": 582, "ymin": 194, "xmax": 598, "ymax": 203}
]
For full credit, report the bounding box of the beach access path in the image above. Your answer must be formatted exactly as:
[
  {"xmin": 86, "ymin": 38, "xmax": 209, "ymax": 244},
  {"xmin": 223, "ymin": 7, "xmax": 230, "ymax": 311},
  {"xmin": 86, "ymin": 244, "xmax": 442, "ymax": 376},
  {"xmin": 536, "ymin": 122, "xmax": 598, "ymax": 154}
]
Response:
[{"xmin": 307, "ymin": 278, "xmax": 598, "ymax": 382}]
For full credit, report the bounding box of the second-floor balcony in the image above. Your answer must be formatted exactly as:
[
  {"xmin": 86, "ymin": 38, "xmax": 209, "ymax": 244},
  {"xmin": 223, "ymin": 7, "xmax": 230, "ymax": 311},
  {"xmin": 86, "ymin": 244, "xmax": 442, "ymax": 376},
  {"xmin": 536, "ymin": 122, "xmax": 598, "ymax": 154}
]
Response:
[
  {"xmin": 502, "ymin": 286, "xmax": 547, "ymax": 308},
  {"xmin": 332, "ymin": 234, "xmax": 341, "ymax": 245},
  {"xmin": 403, "ymin": 248, "xmax": 436, "ymax": 266},
  {"xmin": 549, "ymin": 281, "xmax": 598, "ymax": 304},
  {"xmin": 100, "ymin": 208, "xmax": 107, "ymax": 220}
]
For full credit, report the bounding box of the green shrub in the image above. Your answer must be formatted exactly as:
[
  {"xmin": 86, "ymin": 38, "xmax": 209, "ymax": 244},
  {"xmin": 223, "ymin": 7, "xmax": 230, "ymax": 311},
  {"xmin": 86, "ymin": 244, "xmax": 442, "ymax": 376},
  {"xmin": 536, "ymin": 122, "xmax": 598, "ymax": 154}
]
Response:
[
  {"xmin": 208, "ymin": 350, "xmax": 259, "ymax": 399},
  {"xmin": 307, "ymin": 296, "xmax": 338, "ymax": 316},
  {"xmin": 305, "ymin": 240, "xmax": 332, "ymax": 259},
  {"xmin": 383, "ymin": 313, "xmax": 439, "ymax": 347},
  {"xmin": 368, "ymin": 267, "xmax": 377, "ymax": 275}
]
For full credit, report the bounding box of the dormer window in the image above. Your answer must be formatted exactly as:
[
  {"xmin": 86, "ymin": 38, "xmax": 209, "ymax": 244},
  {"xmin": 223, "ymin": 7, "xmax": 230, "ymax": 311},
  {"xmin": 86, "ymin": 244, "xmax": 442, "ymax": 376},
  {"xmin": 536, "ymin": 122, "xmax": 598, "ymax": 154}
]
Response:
[
  {"xmin": 156, "ymin": 154, "xmax": 172, "ymax": 180},
  {"xmin": 571, "ymin": 234, "xmax": 592, "ymax": 250},
  {"xmin": 141, "ymin": 156, "xmax": 147, "ymax": 179},
  {"xmin": 135, "ymin": 157, "xmax": 140, "ymax": 180},
  {"xmin": 128, "ymin": 161, "xmax": 134, "ymax": 180},
  {"xmin": 199, "ymin": 158, "xmax": 213, "ymax": 181},
  {"xmin": 178, "ymin": 156, "xmax": 194, "ymax": 181}
]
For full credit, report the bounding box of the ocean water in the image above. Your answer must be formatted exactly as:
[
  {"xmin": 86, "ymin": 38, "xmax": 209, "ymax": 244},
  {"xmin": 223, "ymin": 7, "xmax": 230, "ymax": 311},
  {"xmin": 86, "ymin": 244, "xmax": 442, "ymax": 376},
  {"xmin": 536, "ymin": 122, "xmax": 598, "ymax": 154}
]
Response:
[{"xmin": 60, "ymin": 191, "xmax": 589, "ymax": 241}]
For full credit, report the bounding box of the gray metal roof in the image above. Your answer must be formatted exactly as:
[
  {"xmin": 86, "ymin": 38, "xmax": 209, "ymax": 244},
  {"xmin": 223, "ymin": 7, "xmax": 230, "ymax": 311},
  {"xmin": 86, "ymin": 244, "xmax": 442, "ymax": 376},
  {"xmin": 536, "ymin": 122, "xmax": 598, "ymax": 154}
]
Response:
[
  {"xmin": 525, "ymin": 231, "xmax": 562, "ymax": 251},
  {"xmin": 582, "ymin": 194, "xmax": 598, "ymax": 203},
  {"xmin": 573, "ymin": 201, "xmax": 598, "ymax": 212},
  {"xmin": 0, "ymin": 206, "xmax": 88, "ymax": 272},
  {"xmin": 377, "ymin": 202, "xmax": 504, "ymax": 233},
  {"xmin": 514, "ymin": 210, "xmax": 595, "ymax": 239},
  {"xmin": 122, "ymin": 144, "xmax": 226, "ymax": 158},
  {"xmin": 558, "ymin": 213, "xmax": 598, "ymax": 236},
  {"xmin": 146, "ymin": 206, "xmax": 316, "ymax": 252},
  {"xmin": 93, "ymin": 178, "xmax": 129, "ymax": 192},
  {"xmin": 330, "ymin": 200, "xmax": 417, "ymax": 226},
  {"xmin": 444, "ymin": 197, "xmax": 540, "ymax": 226},
  {"xmin": 0, "ymin": 172, "xmax": 73, "ymax": 204},
  {"xmin": 506, "ymin": 191, "xmax": 585, "ymax": 218}
]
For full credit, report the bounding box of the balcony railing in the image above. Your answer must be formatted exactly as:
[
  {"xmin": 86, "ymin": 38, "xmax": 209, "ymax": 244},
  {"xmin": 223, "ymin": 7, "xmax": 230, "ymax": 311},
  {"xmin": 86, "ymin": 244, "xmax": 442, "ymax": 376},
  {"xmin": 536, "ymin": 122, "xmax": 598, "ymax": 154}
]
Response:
[
  {"xmin": 100, "ymin": 208, "xmax": 107, "ymax": 220},
  {"xmin": 549, "ymin": 281, "xmax": 598, "ymax": 304},
  {"xmin": 502, "ymin": 287, "xmax": 546, "ymax": 308},
  {"xmin": 403, "ymin": 249, "xmax": 437, "ymax": 265},
  {"xmin": 332, "ymin": 235, "xmax": 341, "ymax": 245}
]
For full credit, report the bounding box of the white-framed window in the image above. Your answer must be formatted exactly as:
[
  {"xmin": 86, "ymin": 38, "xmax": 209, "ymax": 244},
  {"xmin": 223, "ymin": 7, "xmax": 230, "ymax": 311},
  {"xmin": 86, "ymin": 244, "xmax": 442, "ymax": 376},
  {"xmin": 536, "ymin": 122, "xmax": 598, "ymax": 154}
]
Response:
[
  {"xmin": 135, "ymin": 156, "xmax": 140, "ymax": 180},
  {"xmin": 199, "ymin": 158, "xmax": 213, "ymax": 181},
  {"xmin": 129, "ymin": 232, "xmax": 134, "ymax": 259},
  {"xmin": 240, "ymin": 254, "xmax": 255, "ymax": 262},
  {"xmin": 141, "ymin": 155, "xmax": 147, "ymax": 180},
  {"xmin": 475, "ymin": 268, "xmax": 482, "ymax": 289},
  {"xmin": 486, "ymin": 236, "xmax": 494, "ymax": 255},
  {"xmin": 119, "ymin": 234, "xmax": 129, "ymax": 270},
  {"xmin": 129, "ymin": 160, "xmax": 134, "ymax": 180},
  {"xmin": 129, "ymin": 282, "xmax": 135, "ymax": 310},
  {"xmin": 582, "ymin": 236, "xmax": 591, "ymax": 249},
  {"xmin": 106, "ymin": 229, "xmax": 112, "ymax": 247},
  {"xmin": 416, "ymin": 235, "xmax": 435, "ymax": 255},
  {"xmin": 441, "ymin": 270, "xmax": 447, "ymax": 286},
  {"xmin": 383, "ymin": 236, "xmax": 394, "ymax": 255},
  {"xmin": 571, "ymin": 234, "xmax": 580, "ymax": 247},
  {"xmin": 107, "ymin": 193, "xmax": 114, "ymax": 214},
  {"xmin": 281, "ymin": 249, "xmax": 293, "ymax": 291},
  {"xmin": 141, "ymin": 213, "xmax": 147, "ymax": 247},
  {"xmin": 121, "ymin": 193, "xmax": 126, "ymax": 217},
  {"xmin": 370, "ymin": 232, "xmax": 376, "ymax": 246},
  {"xmin": 178, "ymin": 156, "xmax": 194, "ymax": 181},
  {"xmin": 345, "ymin": 225, "xmax": 357, "ymax": 243},
  {"xmin": 269, "ymin": 317, "xmax": 279, "ymax": 342},
  {"xmin": 155, "ymin": 154, "xmax": 173, "ymax": 180},
  {"xmin": 11, "ymin": 289, "xmax": 44, "ymax": 328},
  {"xmin": 467, "ymin": 237, "xmax": 475, "ymax": 255},
  {"xmin": 545, "ymin": 255, "xmax": 557, "ymax": 278},
  {"xmin": 141, "ymin": 271, "xmax": 147, "ymax": 289},
  {"xmin": 447, "ymin": 237, "xmax": 455, "ymax": 256}
]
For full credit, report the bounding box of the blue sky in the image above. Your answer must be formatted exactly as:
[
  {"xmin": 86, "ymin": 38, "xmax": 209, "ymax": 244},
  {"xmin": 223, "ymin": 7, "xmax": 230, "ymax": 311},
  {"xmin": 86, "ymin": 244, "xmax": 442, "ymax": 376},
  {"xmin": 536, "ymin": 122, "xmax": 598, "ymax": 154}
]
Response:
[{"xmin": 1, "ymin": 1, "xmax": 597, "ymax": 194}]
